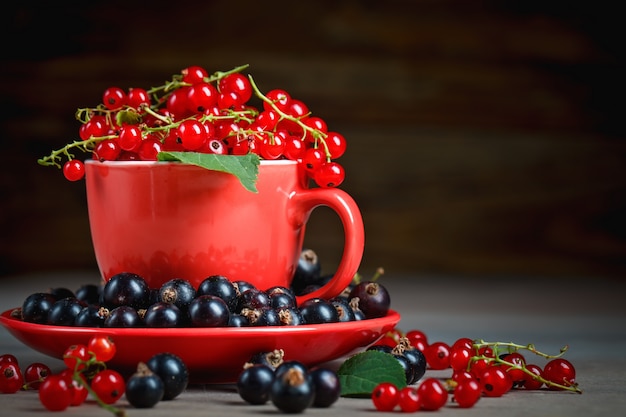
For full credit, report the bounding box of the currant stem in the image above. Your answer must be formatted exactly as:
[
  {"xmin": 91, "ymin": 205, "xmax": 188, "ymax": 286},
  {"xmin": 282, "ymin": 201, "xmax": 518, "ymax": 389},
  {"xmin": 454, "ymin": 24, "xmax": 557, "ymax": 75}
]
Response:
[
  {"xmin": 247, "ymin": 74, "xmax": 332, "ymax": 160},
  {"xmin": 473, "ymin": 340, "xmax": 569, "ymax": 360}
]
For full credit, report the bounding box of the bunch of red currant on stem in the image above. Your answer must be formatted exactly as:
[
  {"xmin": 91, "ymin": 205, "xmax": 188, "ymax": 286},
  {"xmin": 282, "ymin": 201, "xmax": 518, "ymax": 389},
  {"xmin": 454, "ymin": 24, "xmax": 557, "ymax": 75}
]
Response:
[
  {"xmin": 370, "ymin": 328, "xmax": 581, "ymax": 412},
  {"xmin": 39, "ymin": 64, "xmax": 348, "ymax": 189}
]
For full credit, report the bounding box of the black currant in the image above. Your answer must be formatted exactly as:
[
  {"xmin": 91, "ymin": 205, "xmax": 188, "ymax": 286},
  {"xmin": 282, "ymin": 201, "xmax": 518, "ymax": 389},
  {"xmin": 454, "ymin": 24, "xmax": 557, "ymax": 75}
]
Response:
[
  {"xmin": 254, "ymin": 308, "xmax": 281, "ymax": 326},
  {"xmin": 75, "ymin": 283, "xmax": 101, "ymax": 305},
  {"xmin": 402, "ymin": 347, "xmax": 427, "ymax": 384},
  {"xmin": 102, "ymin": 272, "xmax": 151, "ymax": 309},
  {"xmin": 293, "ymin": 248, "xmax": 322, "ymax": 286},
  {"xmin": 104, "ymin": 305, "xmax": 141, "ymax": 327},
  {"xmin": 74, "ymin": 305, "xmax": 108, "ymax": 327},
  {"xmin": 48, "ymin": 287, "xmax": 76, "ymax": 301},
  {"xmin": 298, "ymin": 298, "xmax": 339, "ymax": 324},
  {"xmin": 277, "ymin": 307, "xmax": 305, "ymax": 326},
  {"xmin": 237, "ymin": 288, "xmax": 270, "ymax": 312},
  {"xmin": 270, "ymin": 366, "xmax": 315, "ymax": 413},
  {"xmin": 348, "ymin": 281, "xmax": 390, "ymax": 319},
  {"xmin": 275, "ymin": 361, "xmax": 309, "ymax": 379},
  {"xmin": 158, "ymin": 278, "xmax": 196, "ymax": 312},
  {"xmin": 188, "ymin": 295, "xmax": 230, "ymax": 327},
  {"xmin": 125, "ymin": 362, "xmax": 164, "ymax": 408},
  {"xmin": 237, "ymin": 364, "xmax": 275, "ymax": 405},
  {"xmin": 310, "ymin": 367, "xmax": 341, "ymax": 408},
  {"xmin": 246, "ymin": 349, "xmax": 285, "ymax": 370},
  {"xmin": 146, "ymin": 352, "xmax": 189, "ymax": 400},
  {"xmin": 330, "ymin": 297, "xmax": 356, "ymax": 322},
  {"xmin": 197, "ymin": 275, "xmax": 238, "ymax": 312},
  {"xmin": 21, "ymin": 292, "xmax": 56, "ymax": 324},
  {"xmin": 267, "ymin": 286, "xmax": 297, "ymax": 309},
  {"xmin": 228, "ymin": 313, "xmax": 249, "ymax": 327},
  {"xmin": 143, "ymin": 302, "xmax": 183, "ymax": 328},
  {"xmin": 47, "ymin": 298, "xmax": 86, "ymax": 326}
]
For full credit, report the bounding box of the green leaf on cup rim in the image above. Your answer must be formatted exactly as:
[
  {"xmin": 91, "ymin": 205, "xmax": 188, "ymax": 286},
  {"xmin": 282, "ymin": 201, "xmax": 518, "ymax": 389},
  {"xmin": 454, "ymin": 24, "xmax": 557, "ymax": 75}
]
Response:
[{"xmin": 157, "ymin": 151, "xmax": 260, "ymax": 193}]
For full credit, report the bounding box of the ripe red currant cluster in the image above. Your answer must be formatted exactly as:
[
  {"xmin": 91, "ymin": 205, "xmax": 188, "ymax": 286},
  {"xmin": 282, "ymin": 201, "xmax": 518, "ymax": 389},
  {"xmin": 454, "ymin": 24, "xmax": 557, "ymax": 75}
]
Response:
[
  {"xmin": 370, "ymin": 328, "xmax": 581, "ymax": 412},
  {"xmin": 38, "ymin": 64, "xmax": 348, "ymax": 188},
  {"xmin": 1, "ymin": 336, "xmax": 188, "ymax": 416}
]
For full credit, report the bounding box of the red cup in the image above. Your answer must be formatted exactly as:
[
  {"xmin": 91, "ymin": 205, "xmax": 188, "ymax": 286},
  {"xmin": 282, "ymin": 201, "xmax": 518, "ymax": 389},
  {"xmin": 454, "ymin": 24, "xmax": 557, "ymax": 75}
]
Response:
[{"xmin": 84, "ymin": 159, "xmax": 364, "ymax": 302}]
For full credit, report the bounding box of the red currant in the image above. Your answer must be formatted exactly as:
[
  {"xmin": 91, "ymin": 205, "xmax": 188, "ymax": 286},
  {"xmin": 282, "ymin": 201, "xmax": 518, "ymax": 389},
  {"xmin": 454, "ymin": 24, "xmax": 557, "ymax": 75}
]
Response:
[
  {"xmin": 451, "ymin": 337, "xmax": 474, "ymax": 351},
  {"xmin": 218, "ymin": 73, "xmax": 253, "ymax": 104},
  {"xmin": 302, "ymin": 148, "xmax": 325, "ymax": 173},
  {"xmin": 324, "ymin": 131, "xmax": 347, "ymax": 159},
  {"xmin": 500, "ymin": 352, "xmax": 526, "ymax": 383},
  {"xmin": 313, "ymin": 161, "xmax": 345, "ymax": 188},
  {"xmin": 543, "ymin": 358, "xmax": 576, "ymax": 390},
  {"xmin": 371, "ymin": 382, "xmax": 399, "ymax": 412},
  {"xmin": 177, "ymin": 119, "xmax": 208, "ymax": 150},
  {"xmin": 181, "ymin": 65, "xmax": 208, "ymax": 84},
  {"xmin": 127, "ymin": 87, "xmax": 150, "ymax": 109},
  {"xmin": 187, "ymin": 82, "xmax": 219, "ymax": 112},
  {"xmin": 449, "ymin": 346, "xmax": 472, "ymax": 371},
  {"xmin": 398, "ymin": 386, "xmax": 421, "ymax": 412},
  {"xmin": 521, "ymin": 363, "xmax": 544, "ymax": 390},
  {"xmin": 118, "ymin": 125, "xmax": 143, "ymax": 151},
  {"xmin": 283, "ymin": 135, "xmax": 306, "ymax": 160},
  {"xmin": 93, "ymin": 139, "xmax": 121, "ymax": 161},
  {"xmin": 90, "ymin": 369, "xmax": 125, "ymax": 404},
  {"xmin": 0, "ymin": 362, "xmax": 23, "ymax": 393},
  {"xmin": 24, "ymin": 362, "xmax": 51, "ymax": 390},
  {"xmin": 80, "ymin": 115, "xmax": 109, "ymax": 140},
  {"xmin": 102, "ymin": 86, "xmax": 127, "ymax": 110},
  {"xmin": 405, "ymin": 329, "xmax": 428, "ymax": 350},
  {"xmin": 0, "ymin": 354, "xmax": 19, "ymax": 366},
  {"xmin": 87, "ymin": 335, "xmax": 116, "ymax": 363},
  {"xmin": 453, "ymin": 379, "xmax": 481, "ymax": 408},
  {"xmin": 59, "ymin": 369, "xmax": 88, "ymax": 406},
  {"xmin": 479, "ymin": 365, "xmax": 512, "ymax": 397},
  {"xmin": 417, "ymin": 378, "xmax": 448, "ymax": 411},
  {"xmin": 263, "ymin": 89, "xmax": 291, "ymax": 112},
  {"xmin": 424, "ymin": 341, "xmax": 451, "ymax": 370},
  {"xmin": 166, "ymin": 86, "xmax": 193, "ymax": 119},
  {"xmin": 258, "ymin": 133, "xmax": 285, "ymax": 160},
  {"xmin": 62, "ymin": 160, "xmax": 85, "ymax": 181},
  {"xmin": 63, "ymin": 344, "xmax": 90, "ymax": 371},
  {"xmin": 39, "ymin": 374, "xmax": 72, "ymax": 411},
  {"xmin": 137, "ymin": 136, "xmax": 163, "ymax": 161}
]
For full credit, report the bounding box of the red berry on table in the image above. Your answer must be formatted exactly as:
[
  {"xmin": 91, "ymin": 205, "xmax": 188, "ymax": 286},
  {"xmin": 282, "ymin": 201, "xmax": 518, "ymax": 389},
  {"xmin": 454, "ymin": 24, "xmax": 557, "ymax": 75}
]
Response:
[
  {"xmin": 0, "ymin": 362, "xmax": 24, "ymax": 393},
  {"xmin": 90, "ymin": 369, "xmax": 125, "ymax": 404},
  {"xmin": 479, "ymin": 365, "xmax": 512, "ymax": 397},
  {"xmin": 417, "ymin": 378, "xmax": 448, "ymax": 411},
  {"xmin": 424, "ymin": 341, "xmax": 451, "ymax": 370},
  {"xmin": 38, "ymin": 374, "xmax": 72, "ymax": 411},
  {"xmin": 371, "ymin": 382, "xmax": 399, "ymax": 412},
  {"xmin": 521, "ymin": 363, "xmax": 544, "ymax": 390},
  {"xmin": 63, "ymin": 344, "xmax": 90, "ymax": 371},
  {"xmin": 23, "ymin": 362, "xmax": 51, "ymax": 390},
  {"xmin": 543, "ymin": 358, "xmax": 576, "ymax": 390},
  {"xmin": 453, "ymin": 379, "xmax": 481, "ymax": 408},
  {"xmin": 62, "ymin": 160, "xmax": 85, "ymax": 181},
  {"xmin": 398, "ymin": 386, "xmax": 421, "ymax": 412},
  {"xmin": 87, "ymin": 335, "xmax": 116, "ymax": 363}
]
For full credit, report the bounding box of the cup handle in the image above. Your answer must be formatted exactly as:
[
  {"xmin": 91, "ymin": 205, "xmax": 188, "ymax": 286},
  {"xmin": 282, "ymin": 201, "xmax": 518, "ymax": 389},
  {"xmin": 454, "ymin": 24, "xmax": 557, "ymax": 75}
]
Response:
[{"xmin": 291, "ymin": 187, "xmax": 365, "ymax": 304}]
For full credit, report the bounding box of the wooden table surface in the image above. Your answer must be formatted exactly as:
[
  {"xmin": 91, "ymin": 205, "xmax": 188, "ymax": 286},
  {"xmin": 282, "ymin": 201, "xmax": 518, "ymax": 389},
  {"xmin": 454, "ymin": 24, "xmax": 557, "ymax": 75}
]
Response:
[{"xmin": 1, "ymin": 270, "xmax": 624, "ymax": 416}]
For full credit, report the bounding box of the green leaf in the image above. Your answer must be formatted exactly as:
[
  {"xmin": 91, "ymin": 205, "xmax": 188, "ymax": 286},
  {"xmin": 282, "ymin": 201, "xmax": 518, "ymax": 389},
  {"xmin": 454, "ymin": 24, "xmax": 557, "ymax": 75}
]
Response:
[
  {"xmin": 157, "ymin": 151, "xmax": 260, "ymax": 193},
  {"xmin": 337, "ymin": 350, "xmax": 407, "ymax": 397}
]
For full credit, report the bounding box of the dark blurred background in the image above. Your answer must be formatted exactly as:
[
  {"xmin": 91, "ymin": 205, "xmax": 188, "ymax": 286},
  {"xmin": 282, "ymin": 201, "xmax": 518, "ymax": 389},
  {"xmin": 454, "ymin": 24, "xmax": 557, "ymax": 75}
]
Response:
[{"xmin": 1, "ymin": 0, "xmax": 625, "ymax": 280}]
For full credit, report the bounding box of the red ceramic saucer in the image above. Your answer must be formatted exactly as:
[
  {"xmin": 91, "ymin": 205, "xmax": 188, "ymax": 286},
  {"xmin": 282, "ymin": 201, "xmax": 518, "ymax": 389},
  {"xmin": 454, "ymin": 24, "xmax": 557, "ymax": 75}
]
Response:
[{"xmin": 0, "ymin": 308, "xmax": 400, "ymax": 383}]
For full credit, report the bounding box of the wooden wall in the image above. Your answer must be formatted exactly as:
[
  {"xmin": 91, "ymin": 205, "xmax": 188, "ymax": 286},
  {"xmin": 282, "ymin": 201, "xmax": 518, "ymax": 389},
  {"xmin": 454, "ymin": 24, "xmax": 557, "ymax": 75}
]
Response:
[{"xmin": 1, "ymin": 0, "xmax": 625, "ymax": 279}]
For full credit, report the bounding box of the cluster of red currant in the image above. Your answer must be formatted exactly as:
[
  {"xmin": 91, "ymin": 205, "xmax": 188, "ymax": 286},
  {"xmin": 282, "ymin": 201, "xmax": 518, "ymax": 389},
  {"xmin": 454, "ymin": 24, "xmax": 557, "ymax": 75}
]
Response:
[
  {"xmin": 370, "ymin": 328, "xmax": 580, "ymax": 411},
  {"xmin": 39, "ymin": 64, "xmax": 348, "ymax": 188},
  {"xmin": 1, "ymin": 336, "xmax": 188, "ymax": 416}
]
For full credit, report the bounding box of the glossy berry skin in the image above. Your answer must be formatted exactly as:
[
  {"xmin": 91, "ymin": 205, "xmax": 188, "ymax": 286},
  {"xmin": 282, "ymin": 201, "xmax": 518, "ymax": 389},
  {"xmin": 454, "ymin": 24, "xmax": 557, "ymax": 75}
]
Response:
[
  {"xmin": 522, "ymin": 364, "xmax": 544, "ymax": 390},
  {"xmin": 21, "ymin": 292, "xmax": 56, "ymax": 324},
  {"xmin": 197, "ymin": 275, "xmax": 238, "ymax": 312},
  {"xmin": 453, "ymin": 379, "xmax": 481, "ymax": 408},
  {"xmin": 417, "ymin": 378, "xmax": 448, "ymax": 411},
  {"xmin": 543, "ymin": 358, "xmax": 576, "ymax": 390},
  {"xmin": 102, "ymin": 272, "xmax": 150, "ymax": 309},
  {"xmin": 47, "ymin": 298, "xmax": 85, "ymax": 326},
  {"xmin": 310, "ymin": 367, "xmax": 341, "ymax": 408},
  {"xmin": 143, "ymin": 302, "xmax": 183, "ymax": 327},
  {"xmin": 125, "ymin": 362, "xmax": 164, "ymax": 408},
  {"xmin": 24, "ymin": 362, "xmax": 51, "ymax": 390},
  {"xmin": 87, "ymin": 335, "xmax": 116, "ymax": 363},
  {"xmin": 330, "ymin": 298, "xmax": 356, "ymax": 322},
  {"xmin": 74, "ymin": 284, "xmax": 101, "ymax": 305},
  {"xmin": 188, "ymin": 295, "xmax": 230, "ymax": 327},
  {"xmin": 348, "ymin": 281, "xmax": 390, "ymax": 319},
  {"xmin": 91, "ymin": 369, "xmax": 125, "ymax": 404},
  {"xmin": 424, "ymin": 341, "xmax": 451, "ymax": 370},
  {"xmin": 74, "ymin": 305, "xmax": 107, "ymax": 327},
  {"xmin": 298, "ymin": 298, "xmax": 339, "ymax": 324},
  {"xmin": 104, "ymin": 306, "xmax": 141, "ymax": 327},
  {"xmin": 479, "ymin": 366, "xmax": 512, "ymax": 397},
  {"xmin": 371, "ymin": 382, "xmax": 399, "ymax": 412},
  {"xmin": 38, "ymin": 374, "xmax": 72, "ymax": 411},
  {"xmin": 403, "ymin": 347, "xmax": 427, "ymax": 383},
  {"xmin": 292, "ymin": 249, "xmax": 322, "ymax": 291},
  {"xmin": 270, "ymin": 367, "xmax": 315, "ymax": 413},
  {"xmin": 63, "ymin": 160, "xmax": 85, "ymax": 181},
  {"xmin": 146, "ymin": 352, "xmax": 189, "ymax": 400},
  {"xmin": 0, "ymin": 363, "xmax": 24, "ymax": 393},
  {"xmin": 237, "ymin": 364, "xmax": 275, "ymax": 405},
  {"xmin": 398, "ymin": 386, "xmax": 421, "ymax": 412}
]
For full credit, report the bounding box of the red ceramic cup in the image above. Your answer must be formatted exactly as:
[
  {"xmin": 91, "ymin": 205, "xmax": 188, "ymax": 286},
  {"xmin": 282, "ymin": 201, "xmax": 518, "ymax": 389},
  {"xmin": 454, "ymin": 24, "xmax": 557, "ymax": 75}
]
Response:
[{"xmin": 84, "ymin": 159, "xmax": 364, "ymax": 302}]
